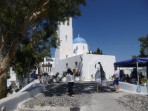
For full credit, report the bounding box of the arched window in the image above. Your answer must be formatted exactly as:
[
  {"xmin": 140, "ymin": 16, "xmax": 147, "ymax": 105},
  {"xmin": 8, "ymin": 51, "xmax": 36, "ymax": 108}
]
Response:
[
  {"xmin": 65, "ymin": 35, "xmax": 67, "ymax": 42},
  {"xmin": 83, "ymin": 46, "xmax": 85, "ymax": 50}
]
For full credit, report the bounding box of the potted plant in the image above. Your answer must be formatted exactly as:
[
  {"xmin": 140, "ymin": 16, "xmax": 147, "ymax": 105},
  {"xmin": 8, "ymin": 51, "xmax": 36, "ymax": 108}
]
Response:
[
  {"xmin": 141, "ymin": 78, "xmax": 148, "ymax": 86},
  {"xmin": 74, "ymin": 71, "xmax": 80, "ymax": 81}
]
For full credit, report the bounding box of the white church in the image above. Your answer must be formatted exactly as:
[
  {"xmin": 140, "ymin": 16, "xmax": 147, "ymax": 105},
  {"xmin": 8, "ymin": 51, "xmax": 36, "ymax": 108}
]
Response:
[{"xmin": 41, "ymin": 18, "xmax": 116, "ymax": 81}]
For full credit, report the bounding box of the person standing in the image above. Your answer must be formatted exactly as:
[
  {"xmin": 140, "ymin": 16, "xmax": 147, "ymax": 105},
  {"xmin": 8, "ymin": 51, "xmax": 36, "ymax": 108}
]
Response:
[
  {"xmin": 95, "ymin": 68, "xmax": 101, "ymax": 93},
  {"xmin": 113, "ymin": 67, "xmax": 120, "ymax": 93},
  {"xmin": 130, "ymin": 68, "xmax": 138, "ymax": 84},
  {"xmin": 95, "ymin": 62, "xmax": 106, "ymax": 92},
  {"xmin": 66, "ymin": 68, "xmax": 74, "ymax": 97}
]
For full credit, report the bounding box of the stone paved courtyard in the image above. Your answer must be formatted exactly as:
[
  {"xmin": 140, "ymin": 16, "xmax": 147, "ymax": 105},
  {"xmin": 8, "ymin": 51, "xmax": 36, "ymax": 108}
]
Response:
[
  {"xmin": 118, "ymin": 94, "xmax": 148, "ymax": 111},
  {"xmin": 20, "ymin": 82, "xmax": 103, "ymax": 109},
  {"xmin": 16, "ymin": 82, "xmax": 148, "ymax": 111}
]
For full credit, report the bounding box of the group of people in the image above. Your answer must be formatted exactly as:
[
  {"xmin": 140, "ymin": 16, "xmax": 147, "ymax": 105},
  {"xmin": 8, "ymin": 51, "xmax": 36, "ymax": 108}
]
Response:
[
  {"xmin": 117, "ymin": 68, "xmax": 146, "ymax": 85},
  {"xmin": 129, "ymin": 68, "xmax": 145, "ymax": 85},
  {"xmin": 66, "ymin": 62, "xmax": 120, "ymax": 97},
  {"xmin": 40, "ymin": 63, "xmax": 139, "ymax": 96},
  {"xmin": 41, "ymin": 63, "xmax": 146, "ymax": 96},
  {"xmin": 112, "ymin": 67, "xmax": 147, "ymax": 93},
  {"xmin": 66, "ymin": 62, "xmax": 108, "ymax": 97},
  {"xmin": 112, "ymin": 67, "xmax": 139, "ymax": 93},
  {"xmin": 119, "ymin": 68, "xmax": 138, "ymax": 84}
]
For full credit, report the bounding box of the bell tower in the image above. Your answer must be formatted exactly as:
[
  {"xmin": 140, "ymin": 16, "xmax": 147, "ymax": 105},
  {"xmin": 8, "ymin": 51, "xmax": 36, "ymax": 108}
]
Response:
[{"xmin": 55, "ymin": 18, "xmax": 73, "ymax": 64}]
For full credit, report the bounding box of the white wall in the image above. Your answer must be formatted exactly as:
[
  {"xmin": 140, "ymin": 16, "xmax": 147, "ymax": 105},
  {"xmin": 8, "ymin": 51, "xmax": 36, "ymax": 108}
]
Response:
[
  {"xmin": 0, "ymin": 80, "xmax": 44, "ymax": 111},
  {"xmin": 40, "ymin": 57, "xmax": 55, "ymax": 75},
  {"xmin": 54, "ymin": 54, "xmax": 82, "ymax": 75},
  {"xmin": 73, "ymin": 43, "xmax": 89, "ymax": 56},
  {"xmin": 82, "ymin": 54, "xmax": 116, "ymax": 81},
  {"xmin": 55, "ymin": 18, "xmax": 73, "ymax": 64},
  {"xmin": 119, "ymin": 82, "xmax": 148, "ymax": 94},
  {"xmin": 7, "ymin": 67, "xmax": 17, "ymax": 87},
  {"xmin": 53, "ymin": 53, "xmax": 116, "ymax": 81}
]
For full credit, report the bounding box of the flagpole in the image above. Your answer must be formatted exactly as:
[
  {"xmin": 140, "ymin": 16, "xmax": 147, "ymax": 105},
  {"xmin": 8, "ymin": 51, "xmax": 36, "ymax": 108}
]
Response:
[{"xmin": 137, "ymin": 62, "xmax": 140, "ymax": 93}]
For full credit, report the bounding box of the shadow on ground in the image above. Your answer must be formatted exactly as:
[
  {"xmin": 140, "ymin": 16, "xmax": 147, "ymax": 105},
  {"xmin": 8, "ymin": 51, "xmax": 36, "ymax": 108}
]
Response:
[
  {"xmin": 19, "ymin": 82, "xmax": 116, "ymax": 109},
  {"xmin": 44, "ymin": 82, "xmax": 116, "ymax": 97}
]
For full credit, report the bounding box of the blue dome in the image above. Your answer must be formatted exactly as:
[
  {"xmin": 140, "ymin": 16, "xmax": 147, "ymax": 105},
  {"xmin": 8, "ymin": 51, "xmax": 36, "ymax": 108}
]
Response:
[{"xmin": 73, "ymin": 36, "xmax": 87, "ymax": 44}]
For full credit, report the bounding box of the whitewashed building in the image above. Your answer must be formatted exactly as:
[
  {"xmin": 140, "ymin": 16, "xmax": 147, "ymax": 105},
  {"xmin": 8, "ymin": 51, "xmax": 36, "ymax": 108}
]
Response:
[
  {"xmin": 42, "ymin": 17, "xmax": 116, "ymax": 81},
  {"xmin": 40, "ymin": 57, "xmax": 55, "ymax": 75},
  {"xmin": 73, "ymin": 35, "xmax": 89, "ymax": 56}
]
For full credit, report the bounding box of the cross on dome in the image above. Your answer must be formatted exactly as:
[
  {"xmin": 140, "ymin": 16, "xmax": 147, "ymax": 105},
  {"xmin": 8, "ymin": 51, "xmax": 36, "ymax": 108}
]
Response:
[
  {"xmin": 73, "ymin": 34, "xmax": 87, "ymax": 44},
  {"xmin": 78, "ymin": 34, "xmax": 80, "ymax": 38}
]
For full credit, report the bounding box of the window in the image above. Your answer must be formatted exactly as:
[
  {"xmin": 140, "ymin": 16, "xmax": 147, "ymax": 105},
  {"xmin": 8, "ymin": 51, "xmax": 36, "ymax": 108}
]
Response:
[
  {"xmin": 48, "ymin": 67, "xmax": 49, "ymax": 72},
  {"xmin": 75, "ymin": 61, "xmax": 78, "ymax": 67},
  {"xmin": 66, "ymin": 55, "xmax": 68, "ymax": 58},
  {"xmin": 63, "ymin": 21, "xmax": 65, "ymax": 25},
  {"xmin": 67, "ymin": 21, "xmax": 69, "ymax": 26},
  {"xmin": 65, "ymin": 35, "xmax": 67, "ymax": 42},
  {"xmin": 46, "ymin": 67, "xmax": 48, "ymax": 72},
  {"xmin": 83, "ymin": 46, "xmax": 85, "ymax": 50},
  {"xmin": 66, "ymin": 63, "xmax": 68, "ymax": 68}
]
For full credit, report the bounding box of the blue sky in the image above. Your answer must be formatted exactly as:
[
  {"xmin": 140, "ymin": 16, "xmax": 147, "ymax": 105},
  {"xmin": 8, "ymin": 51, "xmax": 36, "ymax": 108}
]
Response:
[{"xmin": 73, "ymin": 0, "xmax": 148, "ymax": 62}]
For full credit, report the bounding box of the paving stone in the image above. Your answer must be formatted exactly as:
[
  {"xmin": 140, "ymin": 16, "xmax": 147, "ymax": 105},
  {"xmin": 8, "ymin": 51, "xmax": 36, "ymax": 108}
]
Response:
[
  {"xmin": 118, "ymin": 94, "xmax": 148, "ymax": 111},
  {"xmin": 16, "ymin": 82, "xmax": 148, "ymax": 111}
]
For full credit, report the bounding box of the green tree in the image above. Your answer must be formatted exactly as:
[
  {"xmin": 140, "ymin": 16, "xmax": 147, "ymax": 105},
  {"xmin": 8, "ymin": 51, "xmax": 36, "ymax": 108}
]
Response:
[
  {"xmin": 138, "ymin": 34, "xmax": 148, "ymax": 57},
  {"xmin": 12, "ymin": 23, "xmax": 59, "ymax": 81},
  {"xmin": 92, "ymin": 48, "xmax": 103, "ymax": 55},
  {"xmin": 132, "ymin": 55, "xmax": 138, "ymax": 59},
  {"xmin": 0, "ymin": 0, "xmax": 86, "ymax": 99}
]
